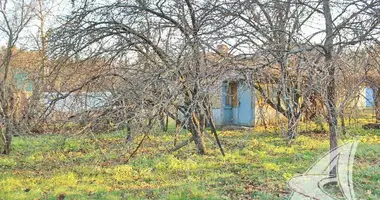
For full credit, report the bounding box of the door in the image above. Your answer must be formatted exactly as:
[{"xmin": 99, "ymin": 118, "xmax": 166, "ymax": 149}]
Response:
[
  {"xmin": 237, "ymin": 83, "xmax": 253, "ymax": 126},
  {"xmin": 222, "ymin": 81, "xmax": 239, "ymax": 125},
  {"xmin": 365, "ymin": 87, "xmax": 374, "ymax": 107},
  {"xmin": 222, "ymin": 81, "xmax": 233, "ymax": 125}
]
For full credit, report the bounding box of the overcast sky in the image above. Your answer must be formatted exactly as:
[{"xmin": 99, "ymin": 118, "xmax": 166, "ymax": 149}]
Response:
[
  {"xmin": 0, "ymin": 0, "xmax": 71, "ymax": 50},
  {"xmin": 1, "ymin": 0, "xmax": 371, "ymax": 54}
]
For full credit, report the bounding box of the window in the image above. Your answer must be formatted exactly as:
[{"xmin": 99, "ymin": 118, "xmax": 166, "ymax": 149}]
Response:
[{"xmin": 225, "ymin": 81, "xmax": 238, "ymax": 107}]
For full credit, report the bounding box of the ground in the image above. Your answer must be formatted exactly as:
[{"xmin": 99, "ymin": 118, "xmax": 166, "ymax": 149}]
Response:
[{"xmin": 0, "ymin": 123, "xmax": 379, "ymax": 199}]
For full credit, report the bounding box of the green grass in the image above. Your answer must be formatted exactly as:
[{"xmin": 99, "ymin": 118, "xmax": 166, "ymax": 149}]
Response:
[{"xmin": 0, "ymin": 124, "xmax": 379, "ymax": 199}]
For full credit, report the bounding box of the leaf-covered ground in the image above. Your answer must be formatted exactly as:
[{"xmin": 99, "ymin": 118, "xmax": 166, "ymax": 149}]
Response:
[{"xmin": 0, "ymin": 124, "xmax": 379, "ymax": 199}]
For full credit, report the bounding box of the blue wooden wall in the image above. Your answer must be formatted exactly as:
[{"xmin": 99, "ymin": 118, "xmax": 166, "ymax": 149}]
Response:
[
  {"xmin": 236, "ymin": 83, "xmax": 253, "ymax": 126},
  {"xmin": 365, "ymin": 87, "xmax": 375, "ymax": 107},
  {"xmin": 14, "ymin": 71, "xmax": 33, "ymax": 92},
  {"xmin": 217, "ymin": 81, "xmax": 255, "ymax": 127}
]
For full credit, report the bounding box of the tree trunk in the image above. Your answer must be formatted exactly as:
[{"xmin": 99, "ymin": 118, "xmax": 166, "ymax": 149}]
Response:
[
  {"xmin": 326, "ymin": 63, "xmax": 338, "ymax": 178},
  {"xmin": 287, "ymin": 115, "xmax": 297, "ymax": 140},
  {"xmin": 326, "ymin": 66, "xmax": 338, "ymax": 178},
  {"xmin": 191, "ymin": 112, "xmax": 206, "ymax": 155},
  {"xmin": 174, "ymin": 109, "xmax": 180, "ymax": 146},
  {"xmin": 125, "ymin": 124, "xmax": 133, "ymax": 143},
  {"xmin": 323, "ymin": 0, "xmax": 338, "ymax": 178},
  {"xmin": 164, "ymin": 114, "xmax": 168, "ymax": 132},
  {"xmin": 204, "ymin": 102, "xmax": 225, "ymax": 156},
  {"xmin": 2, "ymin": 124, "xmax": 13, "ymax": 155},
  {"xmin": 159, "ymin": 109, "xmax": 168, "ymax": 132},
  {"xmin": 160, "ymin": 116, "xmax": 166, "ymax": 132}
]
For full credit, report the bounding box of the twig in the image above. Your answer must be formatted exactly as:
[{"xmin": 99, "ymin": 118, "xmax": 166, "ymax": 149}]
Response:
[
  {"xmin": 169, "ymin": 136, "xmax": 194, "ymax": 152},
  {"xmin": 124, "ymin": 133, "xmax": 147, "ymax": 163}
]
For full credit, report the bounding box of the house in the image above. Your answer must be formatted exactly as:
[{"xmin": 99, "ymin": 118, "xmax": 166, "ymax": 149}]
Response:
[
  {"xmin": 14, "ymin": 70, "xmax": 33, "ymax": 93},
  {"xmin": 11, "ymin": 69, "xmax": 112, "ymax": 118},
  {"xmin": 10, "ymin": 69, "xmax": 33, "ymax": 107},
  {"xmin": 211, "ymin": 83, "xmax": 377, "ymax": 127},
  {"xmin": 212, "ymin": 79, "xmax": 256, "ymax": 126},
  {"xmin": 208, "ymin": 46, "xmax": 284, "ymax": 127},
  {"xmin": 208, "ymin": 45, "xmax": 380, "ymax": 127},
  {"xmin": 347, "ymin": 87, "xmax": 376, "ymax": 109}
]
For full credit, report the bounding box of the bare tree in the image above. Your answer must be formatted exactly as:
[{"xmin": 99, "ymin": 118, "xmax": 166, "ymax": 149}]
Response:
[
  {"xmin": 0, "ymin": 0, "xmax": 33, "ymax": 154},
  {"xmin": 24, "ymin": 0, "xmax": 66, "ymax": 133},
  {"xmin": 366, "ymin": 44, "xmax": 380, "ymax": 123},
  {"xmin": 222, "ymin": 0, "xmax": 379, "ymax": 151},
  {"xmin": 50, "ymin": 0, "xmax": 232, "ymax": 155},
  {"xmin": 221, "ymin": 0, "xmax": 324, "ymax": 140},
  {"xmin": 45, "ymin": 0, "xmax": 379, "ymax": 159},
  {"xmin": 318, "ymin": 0, "xmax": 380, "ymax": 176}
]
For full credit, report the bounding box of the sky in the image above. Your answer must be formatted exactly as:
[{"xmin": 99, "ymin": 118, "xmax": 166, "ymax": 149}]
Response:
[
  {"xmin": 0, "ymin": 0, "xmax": 71, "ymax": 50},
  {"xmin": 0, "ymin": 0, "xmax": 374, "ymax": 54}
]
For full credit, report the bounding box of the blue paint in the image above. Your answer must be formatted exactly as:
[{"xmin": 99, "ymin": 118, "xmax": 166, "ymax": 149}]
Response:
[
  {"xmin": 237, "ymin": 83, "xmax": 253, "ymax": 126},
  {"xmin": 223, "ymin": 106, "xmax": 233, "ymax": 125},
  {"xmin": 14, "ymin": 71, "xmax": 33, "ymax": 91},
  {"xmin": 219, "ymin": 81, "xmax": 255, "ymax": 126},
  {"xmin": 232, "ymin": 107, "xmax": 238, "ymax": 124},
  {"xmin": 211, "ymin": 108, "xmax": 223, "ymax": 126},
  {"xmin": 365, "ymin": 87, "xmax": 374, "ymax": 107},
  {"xmin": 221, "ymin": 81, "xmax": 233, "ymax": 125}
]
